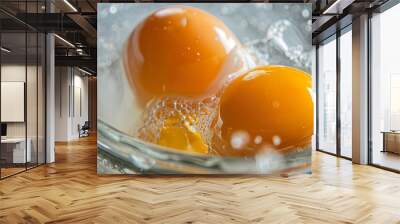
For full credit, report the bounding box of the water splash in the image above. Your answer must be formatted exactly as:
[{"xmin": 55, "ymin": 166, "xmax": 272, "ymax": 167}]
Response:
[{"xmin": 245, "ymin": 19, "xmax": 312, "ymax": 72}]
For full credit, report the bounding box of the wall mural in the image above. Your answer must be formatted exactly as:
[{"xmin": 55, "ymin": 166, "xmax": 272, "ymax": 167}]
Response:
[{"xmin": 97, "ymin": 3, "xmax": 313, "ymax": 175}]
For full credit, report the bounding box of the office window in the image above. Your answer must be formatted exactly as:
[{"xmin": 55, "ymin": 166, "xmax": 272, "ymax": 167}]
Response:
[
  {"xmin": 318, "ymin": 37, "xmax": 337, "ymax": 154},
  {"xmin": 371, "ymin": 3, "xmax": 400, "ymax": 171},
  {"xmin": 339, "ymin": 28, "xmax": 352, "ymax": 158}
]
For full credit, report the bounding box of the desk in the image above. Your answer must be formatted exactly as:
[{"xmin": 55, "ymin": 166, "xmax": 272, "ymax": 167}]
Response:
[
  {"xmin": 382, "ymin": 131, "xmax": 400, "ymax": 154},
  {"xmin": 1, "ymin": 138, "xmax": 31, "ymax": 163}
]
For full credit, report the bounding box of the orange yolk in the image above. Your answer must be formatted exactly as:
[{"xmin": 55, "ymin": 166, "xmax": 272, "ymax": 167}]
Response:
[
  {"xmin": 158, "ymin": 115, "xmax": 208, "ymax": 154},
  {"xmin": 217, "ymin": 65, "xmax": 314, "ymax": 157},
  {"xmin": 124, "ymin": 6, "xmax": 243, "ymax": 104}
]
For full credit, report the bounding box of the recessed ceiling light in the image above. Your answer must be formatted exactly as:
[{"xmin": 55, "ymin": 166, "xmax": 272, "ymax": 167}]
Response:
[
  {"xmin": 63, "ymin": 0, "xmax": 78, "ymax": 12},
  {"xmin": 54, "ymin": 34, "xmax": 75, "ymax": 48},
  {"xmin": 1, "ymin": 47, "xmax": 11, "ymax": 53},
  {"xmin": 78, "ymin": 67, "xmax": 93, "ymax": 76},
  {"xmin": 322, "ymin": 0, "xmax": 354, "ymax": 15}
]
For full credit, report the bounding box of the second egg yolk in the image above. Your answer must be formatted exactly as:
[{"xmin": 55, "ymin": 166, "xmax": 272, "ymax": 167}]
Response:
[
  {"xmin": 158, "ymin": 115, "xmax": 208, "ymax": 154},
  {"xmin": 124, "ymin": 6, "xmax": 244, "ymax": 104},
  {"xmin": 217, "ymin": 65, "xmax": 314, "ymax": 157}
]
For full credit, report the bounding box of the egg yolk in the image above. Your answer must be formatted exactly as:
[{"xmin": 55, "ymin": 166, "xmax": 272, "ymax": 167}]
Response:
[
  {"xmin": 217, "ymin": 65, "xmax": 313, "ymax": 157},
  {"xmin": 158, "ymin": 115, "xmax": 208, "ymax": 154},
  {"xmin": 124, "ymin": 6, "xmax": 244, "ymax": 104}
]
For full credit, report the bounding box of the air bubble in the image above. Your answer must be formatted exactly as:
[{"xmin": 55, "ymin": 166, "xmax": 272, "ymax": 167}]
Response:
[
  {"xmin": 272, "ymin": 135, "xmax": 281, "ymax": 146},
  {"xmin": 181, "ymin": 18, "xmax": 187, "ymax": 27},
  {"xmin": 230, "ymin": 131, "xmax": 250, "ymax": 150},
  {"xmin": 109, "ymin": 5, "xmax": 117, "ymax": 14},
  {"xmin": 254, "ymin": 136, "xmax": 263, "ymax": 144},
  {"xmin": 302, "ymin": 9, "xmax": 310, "ymax": 18}
]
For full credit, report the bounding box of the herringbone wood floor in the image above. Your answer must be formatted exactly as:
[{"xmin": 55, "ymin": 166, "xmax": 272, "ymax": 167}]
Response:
[{"xmin": 1, "ymin": 134, "xmax": 400, "ymax": 224}]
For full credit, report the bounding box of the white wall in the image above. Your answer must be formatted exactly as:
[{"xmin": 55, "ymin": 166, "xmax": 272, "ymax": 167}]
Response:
[
  {"xmin": 1, "ymin": 65, "xmax": 28, "ymax": 143},
  {"xmin": 55, "ymin": 67, "xmax": 69, "ymax": 141},
  {"xmin": 55, "ymin": 67, "xmax": 89, "ymax": 141},
  {"xmin": 1, "ymin": 65, "xmax": 38, "ymax": 138}
]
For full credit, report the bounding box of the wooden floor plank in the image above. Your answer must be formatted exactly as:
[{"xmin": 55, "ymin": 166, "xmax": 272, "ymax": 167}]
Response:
[{"xmin": 0, "ymin": 134, "xmax": 400, "ymax": 223}]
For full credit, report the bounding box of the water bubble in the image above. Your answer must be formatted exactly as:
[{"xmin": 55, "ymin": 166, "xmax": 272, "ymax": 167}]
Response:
[
  {"xmin": 272, "ymin": 135, "xmax": 281, "ymax": 146},
  {"xmin": 302, "ymin": 9, "xmax": 310, "ymax": 18},
  {"xmin": 305, "ymin": 24, "xmax": 312, "ymax": 32},
  {"xmin": 181, "ymin": 17, "xmax": 187, "ymax": 27},
  {"xmin": 254, "ymin": 136, "xmax": 263, "ymax": 144},
  {"xmin": 109, "ymin": 5, "xmax": 117, "ymax": 14},
  {"xmin": 230, "ymin": 131, "xmax": 250, "ymax": 150}
]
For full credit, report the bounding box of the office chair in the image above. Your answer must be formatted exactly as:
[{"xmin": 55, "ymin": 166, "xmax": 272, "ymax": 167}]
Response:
[{"xmin": 79, "ymin": 121, "xmax": 90, "ymax": 138}]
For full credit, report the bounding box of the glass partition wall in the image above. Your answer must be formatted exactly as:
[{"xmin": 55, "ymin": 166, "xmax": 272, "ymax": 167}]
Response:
[
  {"xmin": 0, "ymin": 2, "xmax": 46, "ymax": 179},
  {"xmin": 0, "ymin": 31, "xmax": 28, "ymax": 177},
  {"xmin": 316, "ymin": 27, "xmax": 352, "ymax": 159}
]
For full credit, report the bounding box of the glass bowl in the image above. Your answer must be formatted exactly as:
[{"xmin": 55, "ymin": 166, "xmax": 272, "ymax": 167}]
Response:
[{"xmin": 97, "ymin": 119, "xmax": 311, "ymax": 175}]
